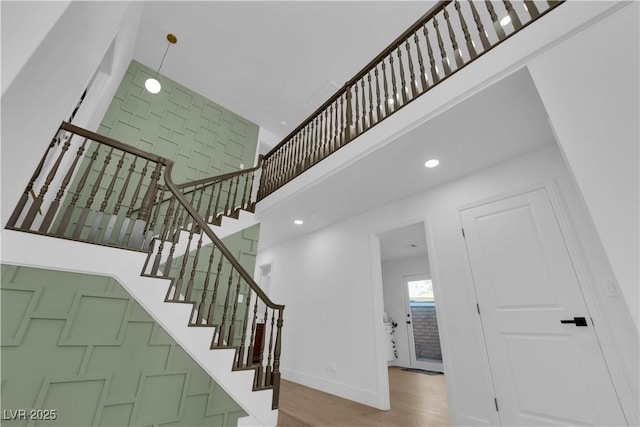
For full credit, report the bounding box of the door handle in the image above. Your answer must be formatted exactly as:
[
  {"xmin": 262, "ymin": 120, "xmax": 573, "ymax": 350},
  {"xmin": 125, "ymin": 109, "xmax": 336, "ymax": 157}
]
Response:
[
  {"xmin": 560, "ymin": 316, "xmax": 588, "ymax": 327},
  {"xmin": 406, "ymin": 321, "xmax": 411, "ymax": 324}
]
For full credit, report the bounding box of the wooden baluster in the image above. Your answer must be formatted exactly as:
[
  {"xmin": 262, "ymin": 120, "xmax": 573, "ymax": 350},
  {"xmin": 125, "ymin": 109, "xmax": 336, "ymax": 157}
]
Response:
[
  {"xmin": 104, "ymin": 156, "xmax": 137, "ymax": 243},
  {"xmin": 203, "ymin": 181, "xmax": 216, "ymax": 224},
  {"xmin": 353, "ymin": 83, "xmax": 361, "ymax": 136},
  {"xmin": 150, "ymin": 196, "xmax": 176, "ymax": 275},
  {"xmin": 129, "ymin": 162, "xmax": 162, "ymax": 249},
  {"xmin": 338, "ymin": 93, "xmax": 345, "ymax": 146},
  {"xmin": 255, "ymin": 305, "xmax": 269, "ymax": 388},
  {"xmin": 212, "ymin": 181, "xmax": 224, "ymax": 225},
  {"xmin": 314, "ymin": 118, "xmax": 321, "ymax": 164},
  {"xmin": 265, "ymin": 310, "xmax": 276, "ymax": 387},
  {"xmin": 397, "ymin": 47, "xmax": 410, "ymax": 104},
  {"xmin": 414, "ymin": 31, "xmax": 429, "ymax": 92},
  {"xmin": 172, "ymin": 199, "xmax": 197, "ymax": 300},
  {"xmin": 405, "ymin": 40, "xmax": 419, "ymax": 98},
  {"xmin": 237, "ymin": 288, "xmax": 252, "ymax": 367},
  {"xmin": 360, "ymin": 79, "xmax": 367, "ymax": 131},
  {"xmin": 271, "ymin": 309, "xmax": 284, "ymax": 408},
  {"xmin": 23, "ymin": 132, "xmax": 73, "ymax": 229},
  {"xmin": 196, "ymin": 245, "xmax": 216, "ymax": 324},
  {"xmin": 433, "ymin": 14, "xmax": 453, "ymax": 77},
  {"xmin": 502, "ymin": 0, "xmax": 522, "ymax": 30},
  {"xmin": 116, "ymin": 160, "xmax": 148, "ymax": 245},
  {"xmin": 382, "ymin": 59, "xmax": 391, "ymax": 116},
  {"xmin": 230, "ymin": 175, "xmax": 240, "ymax": 217},
  {"xmin": 223, "ymin": 177, "xmax": 234, "ymax": 217},
  {"xmin": 367, "ymin": 72, "xmax": 375, "ymax": 128},
  {"xmin": 423, "ymin": 23, "xmax": 441, "ymax": 84},
  {"xmin": 524, "ymin": 0, "xmax": 540, "ymax": 19},
  {"xmin": 374, "ymin": 66, "xmax": 383, "ymax": 121},
  {"xmin": 322, "ymin": 107, "xmax": 331, "ymax": 158},
  {"xmin": 7, "ymin": 134, "xmax": 58, "ymax": 228},
  {"xmin": 72, "ymin": 147, "xmax": 113, "ymax": 238},
  {"xmin": 444, "ymin": 5, "xmax": 464, "ymax": 68},
  {"xmin": 206, "ymin": 252, "xmax": 225, "ymax": 324},
  {"xmin": 240, "ymin": 172, "xmax": 250, "ymax": 211},
  {"xmin": 185, "ymin": 227, "xmax": 204, "ymax": 302},
  {"xmin": 247, "ymin": 294, "xmax": 260, "ymax": 366},
  {"xmin": 389, "ymin": 53, "xmax": 399, "ymax": 109},
  {"xmin": 40, "ymin": 137, "xmax": 88, "ymax": 233},
  {"xmin": 87, "ymin": 150, "xmax": 126, "ymax": 240},
  {"xmin": 142, "ymin": 186, "xmax": 165, "ymax": 249},
  {"xmin": 328, "ymin": 103, "xmax": 336, "ymax": 153},
  {"xmin": 227, "ymin": 274, "xmax": 243, "ymax": 345},
  {"xmin": 469, "ymin": 0, "xmax": 492, "ymax": 51},
  {"xmin": 301, "ymin": 126, "xmax": 309, "ymax": 170},
  {"xmin": 163, "ymin": 203, "xmax": 184, "ymax": 276},
  {"xmin": 247, "ymin": 171, "xmax": 257, "ymax": 211},
  {"xmin": 456, "ymin": 0, "xmax": 478, "ymax": 60},
  {"xmin": 217, "ymin": 269, "xmax": 236, "ymax": 346},
  {"xmin": 485, "ymin": 0, "xmax": 507, "ymax": 40}
]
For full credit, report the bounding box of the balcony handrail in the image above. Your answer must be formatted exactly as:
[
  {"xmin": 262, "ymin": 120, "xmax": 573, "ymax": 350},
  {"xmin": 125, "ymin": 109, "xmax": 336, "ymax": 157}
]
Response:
[
  {"xmin": 258, "ymin": 0, "xmax": 565, "ymax": 199},
  {"xmin": 263, "ymin": 1, "xmax": 448, "ymax": 157}
]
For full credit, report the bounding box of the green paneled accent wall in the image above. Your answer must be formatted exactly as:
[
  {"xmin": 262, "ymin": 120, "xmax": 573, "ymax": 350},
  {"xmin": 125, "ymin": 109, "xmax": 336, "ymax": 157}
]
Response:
[
  {"xmin": 100, "ymin": 60, "xmax": 259, "ymax": 183},
  {"xmin": 166, "ymin": 225, "xmax": 261, "ymax": 347},
  {"xmin": 0, "ymin": 264, "xmax": 247, "ymax": 427},
  {"xmin": 53, "ymin": 59, "xmax": 259, "ymax": 244}
]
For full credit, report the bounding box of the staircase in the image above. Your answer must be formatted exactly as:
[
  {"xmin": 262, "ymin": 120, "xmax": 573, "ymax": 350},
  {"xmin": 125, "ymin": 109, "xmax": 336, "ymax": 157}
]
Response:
[
  {"xmin": 3, "ymin": 2, "xmax": 566, "ymax": 425},
  {"xmin": 5, "ymin": 122, "xmax": 283, "ymax": 426}
]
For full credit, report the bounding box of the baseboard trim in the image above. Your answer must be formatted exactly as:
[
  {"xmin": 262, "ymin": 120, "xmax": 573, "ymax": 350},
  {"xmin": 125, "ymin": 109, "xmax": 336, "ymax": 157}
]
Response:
[{"xmin": 281, "ymin": 368, "xmax": 381, "ymax": 409}]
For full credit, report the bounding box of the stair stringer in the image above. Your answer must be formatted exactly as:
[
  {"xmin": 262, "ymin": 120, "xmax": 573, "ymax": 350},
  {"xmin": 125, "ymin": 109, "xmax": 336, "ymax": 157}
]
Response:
[{"xmin": 1, "ymin": 229, "xmax": 278, "ymax": 427}]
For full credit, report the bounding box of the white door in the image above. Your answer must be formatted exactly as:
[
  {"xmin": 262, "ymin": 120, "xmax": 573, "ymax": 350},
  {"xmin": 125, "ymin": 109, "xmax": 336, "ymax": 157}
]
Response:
[
  {"xmin": 460, "ymin": 187, "xmax": 627, "ymax": 426},
  {"xmin": 403, "ymin": 274, "xmax": 444, "ymax": 372}
]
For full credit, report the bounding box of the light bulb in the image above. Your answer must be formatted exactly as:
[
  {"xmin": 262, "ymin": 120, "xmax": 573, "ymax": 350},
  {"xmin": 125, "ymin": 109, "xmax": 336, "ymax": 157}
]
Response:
[
  {"xmin": 424, "ymin": 159, "xmax": 440, "ymax": 168},
  {"xmin": 145, "ymin": 78, "xmax": 161, "ymax": 94}
]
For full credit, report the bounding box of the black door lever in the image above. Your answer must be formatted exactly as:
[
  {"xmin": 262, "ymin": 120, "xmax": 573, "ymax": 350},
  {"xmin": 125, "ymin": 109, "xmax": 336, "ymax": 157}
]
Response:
[{"xmin": 560, "ymin": 316, "xmax": 588, "ymax": 327}]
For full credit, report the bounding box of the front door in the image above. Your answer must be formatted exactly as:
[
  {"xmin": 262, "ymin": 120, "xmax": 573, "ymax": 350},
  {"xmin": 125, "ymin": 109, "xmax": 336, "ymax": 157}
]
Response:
[
  {"xmin": 460, "ymin": 187, "xmax": 627, "ymax": 426},
  {"xmin": 403, "ymin": 274, "xmax": 444, "ymax": 373}
]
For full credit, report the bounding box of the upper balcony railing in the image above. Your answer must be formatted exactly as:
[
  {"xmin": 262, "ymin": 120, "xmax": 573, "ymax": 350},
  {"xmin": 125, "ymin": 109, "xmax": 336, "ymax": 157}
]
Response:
[{"xmin": 257, "ymin": 0, "xmax": 563, "ymax": 200}]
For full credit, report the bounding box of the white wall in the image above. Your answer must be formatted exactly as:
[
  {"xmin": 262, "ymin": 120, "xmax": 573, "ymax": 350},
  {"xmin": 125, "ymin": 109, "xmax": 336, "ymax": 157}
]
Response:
[
  {"xmin": 1, "ymin": 1, "xmax": 143, "ymax": 227},
  {"xmin": 381, "ymin": 255, "xmax": 429, "ymax": 368},
  {"xmin": 0, "ymin": 1, "xmax": 71, "ymax": 95},
  {"xmin": 528, "ymin": 1, "xmax": 640, "ymax": 331},
  {"xmin": 257, "ymin": 144, "xmax": 638, "ymax": 425}
]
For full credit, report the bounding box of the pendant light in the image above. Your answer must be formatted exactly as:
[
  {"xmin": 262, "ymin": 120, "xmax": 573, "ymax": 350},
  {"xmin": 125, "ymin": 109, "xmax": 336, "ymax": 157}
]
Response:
[{"xmin": 145, "ymin": 33, "xmax": 177, "ymax": 94}]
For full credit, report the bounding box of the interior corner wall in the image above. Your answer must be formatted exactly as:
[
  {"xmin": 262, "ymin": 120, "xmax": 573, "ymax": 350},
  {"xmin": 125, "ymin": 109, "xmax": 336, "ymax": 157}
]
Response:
[
  {"xmin": 97, "ymin": 60, "xmax": 259, "ymax": 185},
  {"xmin": 527, "ymin": 1, "xmax": 640, "ymax": 331},
  {"xmin": 256, "ymin": 144, "xmax": 637, "ymax": 425},
  {"xmin": 1, "ymin": 1, "xmax": 142, "ymax": 227},
  {"xmin": 1, "ymin": 263, "xmax": 246, "ymax": 426},
  {"xmin": 381, "ymin": 255, "xmax": 430, "ymax": 368}
]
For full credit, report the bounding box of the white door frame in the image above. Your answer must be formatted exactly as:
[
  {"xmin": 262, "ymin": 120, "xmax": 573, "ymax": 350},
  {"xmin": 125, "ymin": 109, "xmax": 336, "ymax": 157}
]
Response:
[{"xmin": 401, "ymin": 273, "xmax": 444, "ymax": 373}]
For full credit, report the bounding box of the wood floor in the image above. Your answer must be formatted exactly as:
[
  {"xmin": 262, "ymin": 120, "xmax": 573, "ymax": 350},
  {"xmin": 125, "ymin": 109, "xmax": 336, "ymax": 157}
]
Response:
[{"xmin": 277, "ymin": 367, "xmax": 450, "ymax": 427}]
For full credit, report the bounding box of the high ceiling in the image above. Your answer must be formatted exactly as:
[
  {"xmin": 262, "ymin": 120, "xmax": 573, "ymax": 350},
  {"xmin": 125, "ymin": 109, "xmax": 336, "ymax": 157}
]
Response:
[{"xmin": 134, "ymin": 1, "xmax": 435, "ymax": 140}]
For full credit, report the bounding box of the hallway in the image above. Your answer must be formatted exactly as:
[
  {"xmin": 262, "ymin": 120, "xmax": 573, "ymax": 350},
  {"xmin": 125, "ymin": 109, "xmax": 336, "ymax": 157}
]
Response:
[{"xmin": 277, "ymin": 367, "xmax": 450, "ymax": 426}]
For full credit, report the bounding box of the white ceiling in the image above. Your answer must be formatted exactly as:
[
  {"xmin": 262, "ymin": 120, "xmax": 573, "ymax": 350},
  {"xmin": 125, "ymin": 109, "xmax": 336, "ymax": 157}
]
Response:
[
  {"xmin": 134, "ymin": 1, "xmax": 435, "ymax": 140},
  {"xmin": 256, "ymin": 69, "xmax": 557, "ymax": 249},
  {"xmin": 133, "ymin": 3, "xmax": 556, "ymax": 257},
  {"xmin": 378, "ymin": 222, "xmax": 428, "ymax": 263}
]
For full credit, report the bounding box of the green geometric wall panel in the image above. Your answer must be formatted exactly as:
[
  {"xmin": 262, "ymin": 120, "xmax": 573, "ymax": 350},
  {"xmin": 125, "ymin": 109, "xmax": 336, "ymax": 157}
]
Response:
[
  {"xmin": 0, "ymin": 264, "xmax": 246, "ymax": 426},
  {"xmin": 99, "ymin": 60, "xmax": 259, "ymax": 184}
]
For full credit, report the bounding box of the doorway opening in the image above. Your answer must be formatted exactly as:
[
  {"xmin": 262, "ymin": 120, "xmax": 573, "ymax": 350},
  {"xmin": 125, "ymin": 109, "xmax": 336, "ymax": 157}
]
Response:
[{"xmin": 377, "ymin": 222, "xmax": 445, "ymax": 374}]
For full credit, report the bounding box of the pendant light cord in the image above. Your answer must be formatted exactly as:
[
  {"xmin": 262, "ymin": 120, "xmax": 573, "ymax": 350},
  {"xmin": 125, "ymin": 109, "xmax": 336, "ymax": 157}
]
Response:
[{"xmin": 154, "ymin": 41, "xmax": 172, "ymax": 79}]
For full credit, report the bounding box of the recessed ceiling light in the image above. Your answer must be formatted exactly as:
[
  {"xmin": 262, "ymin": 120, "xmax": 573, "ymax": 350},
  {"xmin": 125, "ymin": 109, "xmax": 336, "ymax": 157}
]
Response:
[
  {"xmin": 500, "ymin": 15, "xmax": 511, "ymax": 26},
  {"xmin": 294, "ymin": 220, "xmax": 304, "ymax": 225},
  {"xmin": 280, "ymin": 121, "xmax": 287, "ymax": 126},
  {"xmin": 424, "ymin": 159, "xmax": 440, "ymax": 168}
]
